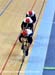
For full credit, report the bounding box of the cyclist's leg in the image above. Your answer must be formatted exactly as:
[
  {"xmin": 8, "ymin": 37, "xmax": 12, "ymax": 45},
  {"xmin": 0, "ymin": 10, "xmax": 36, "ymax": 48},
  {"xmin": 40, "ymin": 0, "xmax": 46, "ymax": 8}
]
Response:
[
  {"xmin": 25, "ymin": 37, "xmax": 33, "ymax": 56},
  {"xmin": 19, "ymin": 33, "xmax": 25, "ymax": 50}
]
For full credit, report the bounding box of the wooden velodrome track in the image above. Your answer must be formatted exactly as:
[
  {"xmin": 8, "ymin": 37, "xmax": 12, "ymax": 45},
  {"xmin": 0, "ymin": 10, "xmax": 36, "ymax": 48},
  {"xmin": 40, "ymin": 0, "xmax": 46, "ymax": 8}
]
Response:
[{"xmin": 0, "ymin": 0, "xmax": 46, "ymax": 75}]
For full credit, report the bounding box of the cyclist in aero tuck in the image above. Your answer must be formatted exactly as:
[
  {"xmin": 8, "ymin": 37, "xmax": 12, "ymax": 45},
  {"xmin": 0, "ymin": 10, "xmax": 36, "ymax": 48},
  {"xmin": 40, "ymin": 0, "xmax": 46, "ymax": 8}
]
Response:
[
  {"xmin": 19, "ymin": 28, "xmax": 33, "ymax": 56},
  {"xmin": 21, "ymin": 17, "xmax": 33, "ymax": 31},
  {"xmin": 26, "ymin": 10, "xmax": 36, "ymax": 23}
]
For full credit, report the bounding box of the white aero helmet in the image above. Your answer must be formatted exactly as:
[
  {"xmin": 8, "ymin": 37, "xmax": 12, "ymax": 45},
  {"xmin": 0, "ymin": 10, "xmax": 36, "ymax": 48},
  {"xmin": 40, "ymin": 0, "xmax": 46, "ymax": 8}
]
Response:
[
  {"xmin": 24, "ymin": 17, "xmax": 33, "ymax": 23},
  {"xmin": 21, "ymin": 29, "xmax": 32, "ymax": 37},
  {"xmin": 27, "ymin": 10, "xmax": 35, "ymax": 16}
]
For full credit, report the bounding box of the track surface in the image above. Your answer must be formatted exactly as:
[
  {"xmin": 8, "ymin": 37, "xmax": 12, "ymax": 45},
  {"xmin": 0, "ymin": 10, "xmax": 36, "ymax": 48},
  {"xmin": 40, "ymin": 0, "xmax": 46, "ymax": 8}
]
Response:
[{"xmin": 0, "ymin": 0, "xmax": 46, "ymax": 75}]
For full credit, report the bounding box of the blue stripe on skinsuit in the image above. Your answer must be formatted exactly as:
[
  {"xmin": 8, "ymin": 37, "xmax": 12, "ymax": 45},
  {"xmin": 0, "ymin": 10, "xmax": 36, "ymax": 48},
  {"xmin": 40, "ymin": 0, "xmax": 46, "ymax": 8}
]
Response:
[{"xmin": 25, "ymin": 0, "xmax": 55, "ymax": 75}]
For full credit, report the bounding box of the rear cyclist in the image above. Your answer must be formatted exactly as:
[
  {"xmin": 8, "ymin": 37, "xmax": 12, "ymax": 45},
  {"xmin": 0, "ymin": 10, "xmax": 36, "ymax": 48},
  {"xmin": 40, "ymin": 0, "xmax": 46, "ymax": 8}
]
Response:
[{"xmin": 26, "ymin": 10, "xmax": 36, "ymax": 23}]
